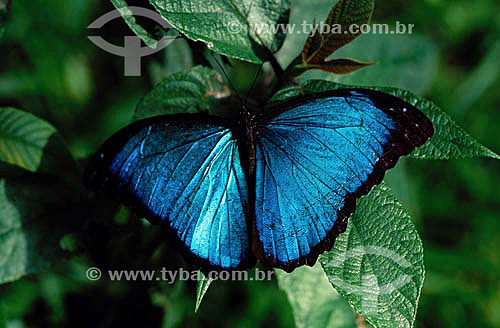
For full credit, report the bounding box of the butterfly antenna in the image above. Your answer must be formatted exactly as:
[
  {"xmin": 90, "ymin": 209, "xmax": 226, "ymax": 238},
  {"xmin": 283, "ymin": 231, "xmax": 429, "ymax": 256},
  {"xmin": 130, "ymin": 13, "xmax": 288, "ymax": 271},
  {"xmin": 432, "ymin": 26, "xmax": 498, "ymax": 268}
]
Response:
[
  {"xmin": 211, "ymin": 54, "xmax": 246, "ymax": 108},
  {"xmin": 244, "ymin": 62, "xmax": 264, "ymax": 110}
]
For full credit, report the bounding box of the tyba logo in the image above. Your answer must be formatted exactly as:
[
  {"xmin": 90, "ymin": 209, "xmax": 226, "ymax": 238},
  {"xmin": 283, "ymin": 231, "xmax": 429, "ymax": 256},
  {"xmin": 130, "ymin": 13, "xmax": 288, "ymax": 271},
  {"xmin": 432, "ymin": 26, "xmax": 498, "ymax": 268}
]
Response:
[
  {"xmin": 322, "ymin": 246, "xmax": 414, "ymax": 315},
  {"xmin": 88, "ymin": 6, "xmax": 178, "ymax": 76}
]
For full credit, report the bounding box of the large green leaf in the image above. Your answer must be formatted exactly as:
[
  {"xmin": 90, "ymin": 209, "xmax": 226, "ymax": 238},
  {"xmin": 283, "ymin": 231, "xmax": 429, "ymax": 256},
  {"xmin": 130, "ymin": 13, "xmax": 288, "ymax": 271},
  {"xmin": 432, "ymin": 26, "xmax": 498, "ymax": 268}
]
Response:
[
  {"xmin": 134, "ymin": 66, "xmax": 231, "ymax": 120},
  {"xmin": 110, "ymin": 0, "xmax": 168, "ymax": 47},
  {"xmin": 270, "ymin": 81, "xmax": 500, "ymax": 160},
  {"xmin": 320, "ymin": 182, "xmax": 424, "ymax": 328},
  {"xmin": 0, "ymin": 176, "xmax": 71, "ymax": 284},
  {"xmin": 276, "ymin": 264, "xmax": 356, "ymax": 328},
  {"xmin": 149, "ymin": 0, "xmax": 290, "ymax": 63},
  {"xmin": 0, "ymin": 107, "xmax": 77, "ymax": 176}
]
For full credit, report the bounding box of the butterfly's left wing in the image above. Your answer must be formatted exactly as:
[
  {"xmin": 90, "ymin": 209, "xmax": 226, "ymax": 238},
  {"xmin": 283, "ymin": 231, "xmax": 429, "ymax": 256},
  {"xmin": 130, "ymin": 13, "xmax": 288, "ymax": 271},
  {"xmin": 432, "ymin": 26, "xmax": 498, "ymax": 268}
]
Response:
[
  {"xmin": 86, "ymin": 114, "xmax": 254, "ymax": 271},
  {"xmin": 254, "ymin": 89, "xmax": 433, "ymax": 272}
]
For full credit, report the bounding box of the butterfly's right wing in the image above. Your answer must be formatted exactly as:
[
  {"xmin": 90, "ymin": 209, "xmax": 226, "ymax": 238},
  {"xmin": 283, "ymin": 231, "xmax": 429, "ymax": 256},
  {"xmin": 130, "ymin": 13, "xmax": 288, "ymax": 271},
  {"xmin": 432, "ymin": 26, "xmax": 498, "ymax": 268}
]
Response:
[
  {"xmin": 253, "ymin": 89, "xmax": 433, "ymax": 272},
  {"xmin": 86, "ymin": 114, "xmax": 254, "ymax": 271}
]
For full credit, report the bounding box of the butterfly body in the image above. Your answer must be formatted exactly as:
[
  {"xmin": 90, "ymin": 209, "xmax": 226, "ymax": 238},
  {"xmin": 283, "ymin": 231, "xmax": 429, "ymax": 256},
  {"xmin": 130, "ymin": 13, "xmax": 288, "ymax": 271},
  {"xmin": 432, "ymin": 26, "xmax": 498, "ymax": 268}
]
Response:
[{"xmin": 86, "ymin": 89, "xmax": 433, "ymax": 272}]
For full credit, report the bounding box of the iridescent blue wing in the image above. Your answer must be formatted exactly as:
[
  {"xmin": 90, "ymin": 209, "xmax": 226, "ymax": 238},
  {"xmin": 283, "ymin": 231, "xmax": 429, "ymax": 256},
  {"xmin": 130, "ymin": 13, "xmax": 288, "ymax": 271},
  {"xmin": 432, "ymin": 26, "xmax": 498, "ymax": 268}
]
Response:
[
  {"xmin": 86, "ymin": 114, "xmax": 254, "ymax": 271},
  {"xmin": 254, "ymin": 89, "xmax": 434, "ymax": 272}
]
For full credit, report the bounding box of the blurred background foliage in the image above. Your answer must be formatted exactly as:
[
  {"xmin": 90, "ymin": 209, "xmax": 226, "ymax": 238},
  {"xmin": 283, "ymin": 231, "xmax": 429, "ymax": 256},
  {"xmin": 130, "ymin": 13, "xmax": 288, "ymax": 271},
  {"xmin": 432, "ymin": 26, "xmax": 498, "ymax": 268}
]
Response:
[{"xmin": 0, "ymin": 0, "xmax": 499, "ymax": 327}]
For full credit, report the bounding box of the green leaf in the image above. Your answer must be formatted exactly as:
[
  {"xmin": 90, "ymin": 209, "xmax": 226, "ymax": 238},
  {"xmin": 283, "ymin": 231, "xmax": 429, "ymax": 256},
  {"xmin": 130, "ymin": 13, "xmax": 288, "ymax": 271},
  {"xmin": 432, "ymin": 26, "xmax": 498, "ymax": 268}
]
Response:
[
  {"xmin": 0, "ymin": 107, "xmax": 78, "ymax": 176},
  {"xmin": 165, "ymin": 38, "xmax": 194, "ymax": 74},
  {"xmin": 304, "ymin": 0, "xmax": 375, "ymax": 64},
  {"xmin": 303, "ymin": 58, "xmax": 374, "ymax": 75},
  {"xmin": 271, "ymin": 80, "xmax": 500, "ymax": 160},
  {"xmin": 320, "ymin": 182, "xmax": 424, "ymax": 328},
  {"xmin": 195, "ymin": 270, "xmax": 214, "ymax": 312},
  {"xmin": 149, "ymin": 0, "xmax": 291, "ymax": 63},
  {"xmin": 0, "ymin": 0, "xmax": 10, "ymax": 39},
  {"xmin": 149, "ymin": 37, "xmax": 195, "ymax": 85},
  {"xmin": 0, "ymin": 176, "xmax": 71, "ymax": 284},
  {"xmin": 376, "ymin": 88, "xmax": 500, "ymax": 160},
  {"xmin": 301, "ymin": 17, "xmax": 322, "ymax": 63},
  {"xmin": 134, "ymin": 66, "xmax": 231, "ymax": 120},
  {"xmin": 276, "ymin": 263, "xmax": 356, "ymax": 328},
  {"xmin": 110, "ymin": 0, "xmax": 167, "ymax": 47}
]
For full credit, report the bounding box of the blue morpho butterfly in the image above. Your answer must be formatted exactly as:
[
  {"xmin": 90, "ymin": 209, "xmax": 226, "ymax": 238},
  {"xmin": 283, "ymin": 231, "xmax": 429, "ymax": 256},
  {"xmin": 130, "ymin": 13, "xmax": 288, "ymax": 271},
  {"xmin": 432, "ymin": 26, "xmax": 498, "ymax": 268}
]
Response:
[{"xmin": 86, "ymin": 88, "xmax": 434, "ymax": 273}]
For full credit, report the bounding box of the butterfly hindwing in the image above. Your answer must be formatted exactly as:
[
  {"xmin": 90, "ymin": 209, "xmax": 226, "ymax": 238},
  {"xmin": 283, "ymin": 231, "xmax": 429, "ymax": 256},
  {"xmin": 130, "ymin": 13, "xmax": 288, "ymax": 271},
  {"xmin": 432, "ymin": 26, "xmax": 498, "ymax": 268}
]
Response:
[
  {"xmin": 253, "ymin": 89, "xmax": 433, "ymax": 272},
  {"xmin": 86, "ymin": 114, "xmax": 254, "ymax": 271}
]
